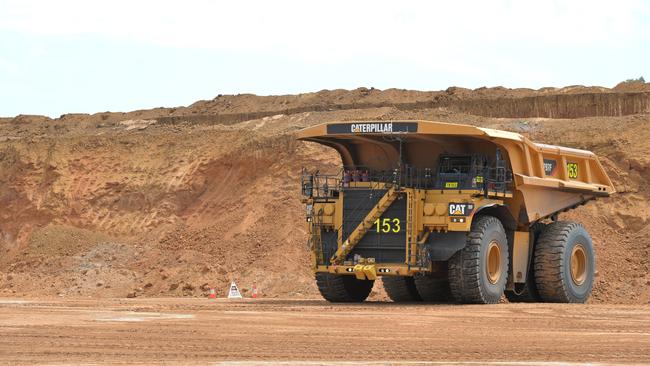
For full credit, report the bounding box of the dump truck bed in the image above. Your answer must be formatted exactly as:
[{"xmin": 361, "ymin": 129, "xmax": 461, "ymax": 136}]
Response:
[{"xmin": 297, "ymin": 120, "xmax": 614, "ymax": 222}]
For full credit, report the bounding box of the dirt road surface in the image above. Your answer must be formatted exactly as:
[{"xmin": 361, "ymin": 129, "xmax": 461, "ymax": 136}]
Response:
[{"xmin": 0, "ymin": 298, "xmax": 649, "ymax": 365}]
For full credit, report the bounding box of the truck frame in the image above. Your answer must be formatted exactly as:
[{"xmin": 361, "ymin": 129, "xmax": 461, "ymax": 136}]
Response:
[{"xmin": 298, "ymin": 120, "xmax": 614, "ymax": 304}]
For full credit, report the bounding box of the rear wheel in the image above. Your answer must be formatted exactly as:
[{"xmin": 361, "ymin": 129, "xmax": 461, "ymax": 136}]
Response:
[
  {"xmin": 534, "ymin": 221, "xmax": 595, "ymax": 303},
  {"xmin": 413, "ymin": 274, "xmax": 452, "ymax": 303},
  {"xmin": 448, "ymin": 215, "xmax": 509, "ymax": 304},
  {"xmin": 316, "ymin": 273, "xmax": 374, "ymax": 302},
  {"xmin": 382, "ymin": 276, "xmax": 422, "ymax": 302}
]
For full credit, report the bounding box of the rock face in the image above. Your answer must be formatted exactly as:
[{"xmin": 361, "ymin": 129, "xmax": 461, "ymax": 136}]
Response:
[
  {"xmin": 0, "ymin": 85, "xmax": 649, "ymax": 303},
  {"xmin": 11, "ymin": 85, "xmax": 650, "ymax": 127},
  {"xmin": 449, "ymin": 92, "xmax": 650, "ymax": 118},
  {"xmin": 153, "ymin": 89, "xmax": 650, "ymax": 124}
]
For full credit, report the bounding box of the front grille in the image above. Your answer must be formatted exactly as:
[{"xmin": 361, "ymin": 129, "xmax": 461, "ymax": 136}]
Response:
[{"xmin": 342, "ymin": 189, "xmax": 406, "ymax": 263}]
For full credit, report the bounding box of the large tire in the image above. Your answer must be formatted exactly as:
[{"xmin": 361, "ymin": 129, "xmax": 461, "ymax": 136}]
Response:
[
  {"xmin": 413, "ymin": 274, "xmax": 452, "ymax": 303},
  {"xmin": 534, "ymin": 221, "xmax": 595, "ymax": 303},
  {"xmin": 382, "ymin": 276, "xmax": 422, "ymax": 302},
  {"xmin": 316, "ymin": 273, "xmax": 374, "ymax": 302},
  {"xmin": 448, "ymin": 215, "xmax": 509, "ymax": 304},
  {"xmin": 506, "ymin": 222, "xmax": 545, "ymax": 303}
]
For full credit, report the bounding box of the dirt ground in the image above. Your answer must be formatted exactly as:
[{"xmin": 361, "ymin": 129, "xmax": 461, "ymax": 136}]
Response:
[{"xmin": 0, "ymin": 297, "xmax": 648, "ymax": 365}]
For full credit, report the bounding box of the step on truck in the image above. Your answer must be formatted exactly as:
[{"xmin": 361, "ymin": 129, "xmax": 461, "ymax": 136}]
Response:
[{"xmin": 297, "ymin": 120, "xmax": 614, "ymax": 304}]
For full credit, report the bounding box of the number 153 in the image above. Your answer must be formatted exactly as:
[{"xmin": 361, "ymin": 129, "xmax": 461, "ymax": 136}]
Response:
[{"xmin": 373, "ymin": 218, "xmax": 401, "ymax": 233}]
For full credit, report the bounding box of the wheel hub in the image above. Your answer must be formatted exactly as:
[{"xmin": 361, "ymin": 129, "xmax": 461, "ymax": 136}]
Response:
[
  {"xmin": 486, "ymin": 240, "xmax": 502, "ymax": 285},
  {"xmin": 570, "ymin": 244, "xmax": 587, "ymax": 286}
]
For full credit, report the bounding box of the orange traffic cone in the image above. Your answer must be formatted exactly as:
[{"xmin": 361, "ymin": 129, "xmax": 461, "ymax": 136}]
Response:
[
  {"xmin": 251, "ymin": 283, "xmax": 259, "ymax": 298},
  {"xmin": 208, "ymin": 288, "xmax": 217, "ymax": 299}
]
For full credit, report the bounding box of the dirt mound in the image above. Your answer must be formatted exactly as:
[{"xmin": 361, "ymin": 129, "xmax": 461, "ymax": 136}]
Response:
[
  {"xmin": 6, "ymin": 84, "xmax": 650, "ymax": 126},
  {"xmin": 0, "ymin": 88, "xmax": 649, "ymax": 303},
  {"xmin": 613, "ymin": 80, "xmax": 650, "ymax": 92}
]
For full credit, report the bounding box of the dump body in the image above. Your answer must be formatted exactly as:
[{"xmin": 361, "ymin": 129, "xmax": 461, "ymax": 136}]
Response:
[
  {"xmin": 298, "ymin": 120, "xmax": 614, "ymax": 224},
  {"xmin": 297, "ymin": 120, "xmax": 614, "ymax": 297}
]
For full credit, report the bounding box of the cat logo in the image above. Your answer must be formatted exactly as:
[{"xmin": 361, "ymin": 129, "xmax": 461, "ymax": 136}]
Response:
[{"xmin": 448, "ymin": 203, "xmax": 474, "ymax": 216}]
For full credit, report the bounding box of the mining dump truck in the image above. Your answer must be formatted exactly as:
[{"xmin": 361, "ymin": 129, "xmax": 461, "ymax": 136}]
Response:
[{"xmin": 297, "ymin": 120, "xmax": 614, "ymax": 304}]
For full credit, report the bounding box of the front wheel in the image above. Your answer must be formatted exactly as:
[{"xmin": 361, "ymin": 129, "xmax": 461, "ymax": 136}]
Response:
[
  {"xmin": 413, "ymin": 274, "xmax": 452, "ymax": 303},
  {"xmin": 316, "ymin": 273, "xmax": 374, "ymax": 302},
  {"xmin": 448, "ymin": 215, "xmax": 509, "ymax": 304},
  {"xmin": 382, "ymin": 276, "xmax": 422, "ymax": 302}
]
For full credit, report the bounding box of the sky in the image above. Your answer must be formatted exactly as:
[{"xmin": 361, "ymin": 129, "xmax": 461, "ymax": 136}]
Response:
[{"xmin": 1, "ymin": 0, "xmax": 649, "ymax": 117}]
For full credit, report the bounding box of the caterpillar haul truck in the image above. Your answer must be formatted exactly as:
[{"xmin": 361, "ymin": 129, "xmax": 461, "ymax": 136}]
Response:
[{"xmin": 297, "ymin": 120, "xmax": 614, "ymax": 304}]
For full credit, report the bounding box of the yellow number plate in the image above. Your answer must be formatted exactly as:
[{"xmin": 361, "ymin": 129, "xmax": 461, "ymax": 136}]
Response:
[
  {"xmin": 373, "ymin": 218, "xmax": 401, "ymax": 233},
  {"xmin": 445, "ymin": 181, "xmax": 459, "ymax": 188},
  {"xmin": 567, "ymin": 163, "xmax": 578, "ymax": 179}
]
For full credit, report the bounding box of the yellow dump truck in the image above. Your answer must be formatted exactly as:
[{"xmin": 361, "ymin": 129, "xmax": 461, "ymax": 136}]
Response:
[{"xmin": 297, "ymin": 120, "xmax": 614, "ymax": 304}]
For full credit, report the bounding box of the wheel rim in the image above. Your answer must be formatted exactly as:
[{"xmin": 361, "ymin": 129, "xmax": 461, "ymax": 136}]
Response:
[
  {"xmin": 486, "ymin": 240, "xmax": 502, "ymax": 285},
  {"xmin": 570, "ymin": 244, "xmax": 587, "ymax": 286}
]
